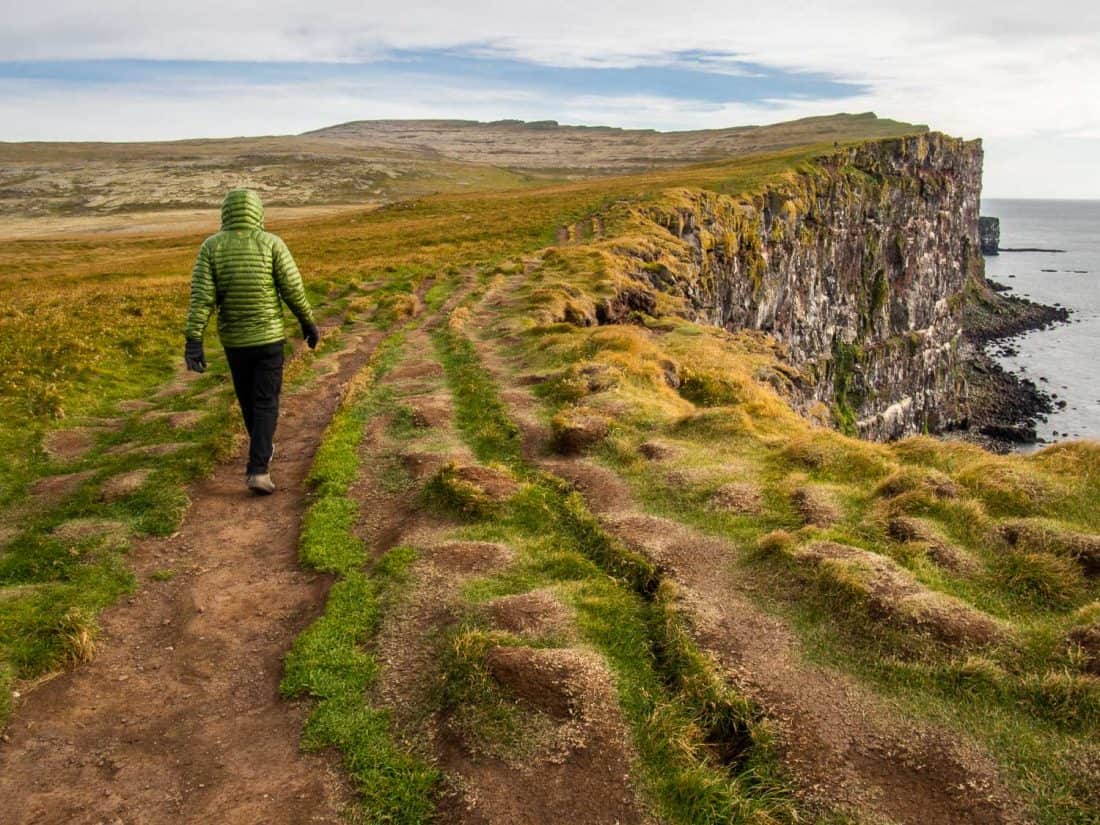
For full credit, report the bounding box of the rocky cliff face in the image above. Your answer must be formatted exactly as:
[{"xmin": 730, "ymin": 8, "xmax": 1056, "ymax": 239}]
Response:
[{"xmin": 631, "ymin": 133, "xmax": 984, "ymax": 439}]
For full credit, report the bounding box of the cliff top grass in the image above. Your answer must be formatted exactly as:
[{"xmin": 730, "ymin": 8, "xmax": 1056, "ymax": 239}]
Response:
[
  {"xmin": 469, "ymin": 149, "xmax": 1097, "ymax": 821},
  {"xmin": 3, "ymin": 124, "xmax": 1094, "ymax": 822},
  {"xmin": 0, "ymin": 136, "xmax": 869, "ymax": 713},
  {"xmin": 3, "ymin": 135, "xmax": 930, "ymax": 484}
]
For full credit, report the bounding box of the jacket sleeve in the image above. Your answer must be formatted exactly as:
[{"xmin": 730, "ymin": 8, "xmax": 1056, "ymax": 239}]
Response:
[
  {"xmin": 272, "ymin": 238, "xmax": 314, "ymax": 324},
  {"xmin": 183, "ymin": 241, "xmax": 216, "ymax": 341}
]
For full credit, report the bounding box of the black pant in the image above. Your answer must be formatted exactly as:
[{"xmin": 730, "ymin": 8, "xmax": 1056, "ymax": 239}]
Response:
[{"xmin": 224, "ymin": 341, "xmax": 285, "ymax": 475}]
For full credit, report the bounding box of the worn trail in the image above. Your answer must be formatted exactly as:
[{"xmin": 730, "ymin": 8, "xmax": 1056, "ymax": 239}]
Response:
[
  {"xmin": 554, "ymin": 460, "xmax": 1020, "ymax": 825},
  {"xmin": 0, "ymin": 328, "xmax": 379, "ymax": 825},
  {"xmin": 358, "ymin": 325, "xmax": 651, "ymax": 825},
  {"xmin": 466, "ymin": 278, "xmax": 1026, "ymax": 825}
]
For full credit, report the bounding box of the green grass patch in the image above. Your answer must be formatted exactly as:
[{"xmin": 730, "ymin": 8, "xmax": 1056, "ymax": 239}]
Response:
[
  {"xmin": 300, "ymin": 333, "xmax": 404, "ymax": 574},
  {"xmin": 282, "ymin": 547, "xmax": 438, "ymax": 825},
  {"xmin": 0, "ymin": 373, "xmax": 239, "ymax": 723},
  {"xmin": 286, "ymin": 329, "xmax": 440, "ymax": 821},
  {"xmin": 433, "ymin": 328, "xmax": 523, "ymax": 468}
]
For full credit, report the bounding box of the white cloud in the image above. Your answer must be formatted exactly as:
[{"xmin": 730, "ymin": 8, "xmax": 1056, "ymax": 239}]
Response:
[{"xmin": 1, "ymin": 1, "xmax": 1098, "ymax": 195}]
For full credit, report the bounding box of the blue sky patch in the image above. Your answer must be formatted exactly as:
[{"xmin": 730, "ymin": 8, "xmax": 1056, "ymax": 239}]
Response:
[{"xmin": 0, "ymin": 47, "xmax": 866, "ymax": 105}]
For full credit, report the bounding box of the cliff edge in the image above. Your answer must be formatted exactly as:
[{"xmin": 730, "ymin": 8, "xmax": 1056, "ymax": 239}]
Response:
[
  {"xmin": 552, "ymin": 132, "xmax": 1057, "ymax": 444},
  {"xmin": 624, "ymin": 133, "xmax": 982, "ymax": 439}
]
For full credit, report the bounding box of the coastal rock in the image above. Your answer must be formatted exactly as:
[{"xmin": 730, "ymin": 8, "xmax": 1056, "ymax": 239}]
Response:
[
  {"xmin": 958, "ymin": 281, "xmax": 1069, "ymax": 447},
  {"xmin": 978, "ymin": 216, "xmax": 1000, "ymax": 255}
]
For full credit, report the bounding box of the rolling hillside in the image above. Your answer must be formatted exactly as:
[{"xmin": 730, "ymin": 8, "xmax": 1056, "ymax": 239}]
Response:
[
  {"xmin": 1, "ymin": 115, "xmax": 1096, "ymax": 825},
  {"xmin": 0, "ymin": 113, "xmax": 922, "ymax": 221}
]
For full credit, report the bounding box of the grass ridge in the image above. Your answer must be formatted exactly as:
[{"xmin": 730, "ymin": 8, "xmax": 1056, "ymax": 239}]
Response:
[
  {"xmin": 433, "ymin": 316, "xmax": 805, "ymax": 824},
  {"xmin": 282, "ymin": 329, "xmax": 441, "ymax": 823}
]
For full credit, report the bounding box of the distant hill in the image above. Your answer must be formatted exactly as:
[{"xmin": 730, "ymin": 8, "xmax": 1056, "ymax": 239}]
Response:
[
  {"xmin": 0, "ymin": 113, "xmax": 926, "ymax": 219},
  {"xmin": 304, "ymin": 112, "xmax": 927, "ymax": 173}
]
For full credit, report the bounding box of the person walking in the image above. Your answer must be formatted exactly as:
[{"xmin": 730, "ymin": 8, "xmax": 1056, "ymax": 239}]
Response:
[{"xmin": 183, "ymin": 189, "xmax": 320, "ymax": 495}]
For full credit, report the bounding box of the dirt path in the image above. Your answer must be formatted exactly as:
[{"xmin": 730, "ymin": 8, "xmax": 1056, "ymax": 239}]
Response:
[
  {"xmin": 345, "ymin": 323, "xmax": 652, "ymax": 825},
  {"xmin": 0, "ymin": 264, "xmax": 1034, "ymax": 824},
  {"xmin": 550, "ymin": 461, "xmax": 1022, "ymax": 825},
  {"xmin": 465, "ymin": 280, "xmax": 1027, "ymax": 825},
  {"xmin": 0, "ymin": 328, "xmax": 381, "ymax": 825}
]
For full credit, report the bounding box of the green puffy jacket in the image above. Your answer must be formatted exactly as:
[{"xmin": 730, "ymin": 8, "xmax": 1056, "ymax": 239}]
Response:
[{"xmin": 184, "ymin": 189, "xmax": 314, "ymax": 348}]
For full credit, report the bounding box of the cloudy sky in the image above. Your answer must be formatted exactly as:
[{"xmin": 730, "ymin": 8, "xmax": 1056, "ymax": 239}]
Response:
[{"xmin": 1, "ymin": 1, "xmax": 1097, "ymax": 197}]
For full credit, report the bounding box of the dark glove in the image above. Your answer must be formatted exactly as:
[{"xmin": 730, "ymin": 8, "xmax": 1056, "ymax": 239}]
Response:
[
  {"xmin": 301, "ymin": 320, "xmax": 320, "ymax": 350},
  {"xmin": 184, "ymin": 338, "xmax": 206, "ymax": 373}
]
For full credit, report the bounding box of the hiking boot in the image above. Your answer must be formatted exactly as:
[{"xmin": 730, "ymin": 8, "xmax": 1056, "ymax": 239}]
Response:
[{"xmin": 247, "ymin": 473, "xmax": 276, "ymax": 495}]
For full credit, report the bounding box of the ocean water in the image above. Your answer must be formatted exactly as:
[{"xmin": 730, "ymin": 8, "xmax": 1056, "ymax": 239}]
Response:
[{"xmin": 981, "ymin": 198, "xmax": 1100, "ymax": 446}]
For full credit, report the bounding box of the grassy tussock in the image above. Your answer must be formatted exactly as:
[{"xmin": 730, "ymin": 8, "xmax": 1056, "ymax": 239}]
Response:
[
  {"xmin": 421, "ymin": 461, "xmax": 517, "ymax": 520},
  {"xmin": 300, "ymin": 333, "xmax": 404, "ymax": 573},
  {"xmin": 435, "ymin": 317, "xmax": 804, "ymax": 824},
  {"xmin": 435, "ymin": 624, "xmax": 567, "ymax": 762},
  {"xmin": 990, "ymin": 551, "xmax": 1084, "ymax": 609},
  {"xmin": 433, "ymin": 328, "xmax": 523, "ymax": 467},
  {"xmin": 474, "ymin": 165, "xmax": 1100, "ymax": 821}
]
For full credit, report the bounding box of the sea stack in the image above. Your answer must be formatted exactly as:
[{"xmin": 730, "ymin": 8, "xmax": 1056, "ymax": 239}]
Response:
[{"xmin": 979, "ymin": 216, "xmax": 1000, "ymax": 255}]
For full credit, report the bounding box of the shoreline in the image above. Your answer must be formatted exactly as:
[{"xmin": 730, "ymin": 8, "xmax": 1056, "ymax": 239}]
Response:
[{"xmin": 949, "ymin": 276, "xmax": 1070, "ymax": 452}]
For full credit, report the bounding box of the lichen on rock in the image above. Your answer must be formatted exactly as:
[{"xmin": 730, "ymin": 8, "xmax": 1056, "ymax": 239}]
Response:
[{"xmin": 625, "ymin": 133, "xmax": 985, "ymax": 440}]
